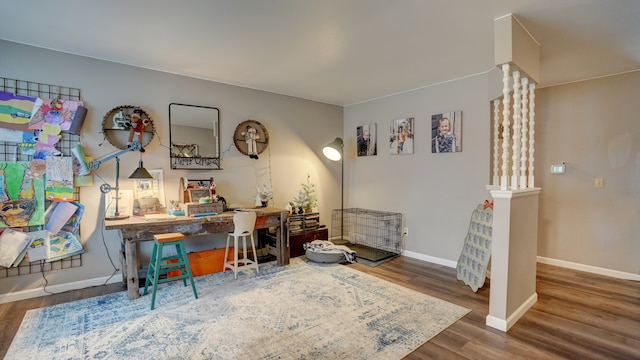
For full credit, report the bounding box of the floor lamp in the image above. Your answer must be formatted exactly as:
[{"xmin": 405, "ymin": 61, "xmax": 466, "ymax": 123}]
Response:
[
  {"xmin": 88, "ymin": 141, "xmax": 153, "ymax": 220},
  {"xmin": 322, "ymin": 137, "xmax": 345, "ymax": 243}
]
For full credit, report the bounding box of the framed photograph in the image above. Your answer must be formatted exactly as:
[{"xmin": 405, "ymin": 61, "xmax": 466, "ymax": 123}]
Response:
[
  {"xmin": 431, "ymin": 111, "xmax": 462, "ymax": 153},
  {"xmin": 133, "ymin": 169, "xmax": 166, "ymax": 207},
  {"xmin": 187, "ymin": 189, "xmax": 213, "ymax": 203},
  {"xmin": 389, "ymin": 117, "xmax": 414, "ymax": 155},
  {"xmin": 356, "ymin": 123, "xmax": 377, "ymax": 157}
]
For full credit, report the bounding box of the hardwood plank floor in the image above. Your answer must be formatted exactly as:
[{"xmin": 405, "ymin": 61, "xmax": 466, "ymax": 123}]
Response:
[
  {"xmin": 1, "ymin": 257, "xmax": 638, "ymax": 359},
  {"xmin": 347, "ymin": 257, "xmax": 640, "ymax": 360}
]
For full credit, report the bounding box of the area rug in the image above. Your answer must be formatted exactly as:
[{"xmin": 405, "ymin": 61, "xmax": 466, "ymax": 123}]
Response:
[{"xmin": 5, "ymin": 258, "xmax": 470, "ymax": 360}]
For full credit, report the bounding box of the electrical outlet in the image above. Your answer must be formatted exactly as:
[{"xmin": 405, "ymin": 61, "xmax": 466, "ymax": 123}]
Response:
[{"xmin": 403, "ymin": 228, "xmax": 409, "ymax": 236}]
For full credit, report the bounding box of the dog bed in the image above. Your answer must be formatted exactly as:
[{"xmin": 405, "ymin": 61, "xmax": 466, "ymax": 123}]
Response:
[{"xmin": 304, "ymin": 240, "xmax": 356, "ymax": 263}]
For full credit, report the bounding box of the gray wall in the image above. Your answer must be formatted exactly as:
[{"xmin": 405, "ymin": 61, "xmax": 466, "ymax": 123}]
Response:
[
  {"xmin": 536, "ymin": 72, "xmax": 640, "ymax": 275},
  {"xmin": 344, "ymin": 73, "xmax": 492, "ymax": 265},
  {"xmin": 1, "ymin": 39, "xmax": 638, "ymax": 300},
  {"xmin": 0, "ymin": 40, "xmax": 343, "ymax": 297},
  {"xmin": 345, "ymin": 69, "xmax": 640, "ymax": 277}
]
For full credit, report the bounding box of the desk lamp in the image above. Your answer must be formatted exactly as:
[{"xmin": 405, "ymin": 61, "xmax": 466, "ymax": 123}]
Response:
[
  {"xmin": 322, "ymin": 137, "xmax": 345, "ymax": 242},
  {"xmin": 88, "ymin": 141, "xmax": 153, "ymax": 220}
]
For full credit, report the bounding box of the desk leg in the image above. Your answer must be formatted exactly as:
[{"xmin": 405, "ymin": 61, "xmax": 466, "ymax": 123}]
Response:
[
  {"xmin": 119, "ymin": 239, "xmax": 127, "ymax": 284},
  {"xmin": 277, "ymin": 211, "xmax": 290, "ymax": 266},
  {"xmin": 124, "ymin": 238, "xmax": 141, "ymax": 300}
]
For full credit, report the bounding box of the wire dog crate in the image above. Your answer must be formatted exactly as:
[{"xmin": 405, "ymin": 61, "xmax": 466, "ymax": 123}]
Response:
[{"xmin": 330, "ymin": 208, "xmax": 403, "ymax": 262}]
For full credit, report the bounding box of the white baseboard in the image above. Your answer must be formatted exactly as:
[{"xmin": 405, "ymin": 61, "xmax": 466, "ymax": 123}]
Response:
[
  {"xmin": 402, "ymin": 250, "xmax": 457, "ymax": 268},
  {"xmin": 486, "ymin": 292, "xmax": 538, "ymax": 332},
  {"xmin": 402, "ymin": 251, "xmax": 640, "ymax": 281},
  {"xmin": 0, "ymin": 275, "xmax": 123, "ymax": 304},
  {"xmin": 537, "ymin": 256, "xmax": 640, "ymax": 281}
]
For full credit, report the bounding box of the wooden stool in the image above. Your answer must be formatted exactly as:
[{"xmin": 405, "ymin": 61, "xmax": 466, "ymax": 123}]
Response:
[{"xmin": 143, "ymin": 232, "xmax": 198, "ymax": 309}]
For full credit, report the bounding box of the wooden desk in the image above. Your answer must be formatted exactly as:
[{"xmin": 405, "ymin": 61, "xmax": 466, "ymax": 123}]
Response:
[{"xmin": 105, "ymin": 208, "xmax": 290, "ymax": 299}]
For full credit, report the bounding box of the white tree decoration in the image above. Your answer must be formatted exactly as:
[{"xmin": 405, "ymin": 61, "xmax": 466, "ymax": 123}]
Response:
[{"xmin": 291, "ymin": 174, "xmax": 317, "ymax": 213}]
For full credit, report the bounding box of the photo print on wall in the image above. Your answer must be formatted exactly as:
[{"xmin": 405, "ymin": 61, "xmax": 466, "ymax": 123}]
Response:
[
  {"xmin": 431, "ymin": 111, "xmax": 462, "ymax": 153},
  {"xmin": 389, "ymin": 117, "xmax": 414, "ymax": 155},
  {"xmin": 357, "ymin": 123, "xmax": 377, "ymax": 156}
]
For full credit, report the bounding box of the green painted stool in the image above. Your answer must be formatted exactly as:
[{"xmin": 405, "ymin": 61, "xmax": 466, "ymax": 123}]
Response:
[{"xmin": 143, "ymin": 232, "xmax": 198, "ymax": 309}]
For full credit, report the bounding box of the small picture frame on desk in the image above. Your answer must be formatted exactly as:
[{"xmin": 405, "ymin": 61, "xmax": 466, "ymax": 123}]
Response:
[{"xmin": 187, "ymin": 189, "xmax": 212, "ymax": 203}]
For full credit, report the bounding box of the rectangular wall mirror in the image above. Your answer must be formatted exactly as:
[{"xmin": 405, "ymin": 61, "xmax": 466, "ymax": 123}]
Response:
[{"xmin": 169, "ymin": 103, "xmax": 221, "ymax": 170}]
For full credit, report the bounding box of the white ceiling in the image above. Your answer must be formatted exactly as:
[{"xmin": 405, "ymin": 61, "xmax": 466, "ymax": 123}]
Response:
[{"xmin": 1, "ymin": 0, "xmax": 638, "ymax": 106}]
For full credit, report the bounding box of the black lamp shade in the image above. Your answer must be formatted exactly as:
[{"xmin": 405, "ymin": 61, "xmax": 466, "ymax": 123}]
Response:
[{"xmin": 129, "ymin": 160, "xmax": 153, "ymax": 179}]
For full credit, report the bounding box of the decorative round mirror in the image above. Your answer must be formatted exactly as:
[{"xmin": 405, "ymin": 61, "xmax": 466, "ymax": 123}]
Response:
[
  {"xmin": 233, "ymin": 120, "xmax": 269, "ymax": 159},
  {"xmin": 102, "ymin": 105, "xmax": 155, "ymax": 150}
]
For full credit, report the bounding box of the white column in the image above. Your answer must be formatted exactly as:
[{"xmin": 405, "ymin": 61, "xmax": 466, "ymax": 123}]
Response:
[
  {"xmin": 528, "ymin": 83, "xmax": 536, "ymax": 188},
  {"xmin": 493, "ymin": 99, "xmax": 501, "ymax": 186},
  {"xmin": 519, "ymin": 77, "xmax": 529, "ymax": 188},
  {"xmin": 500, "ymin": 64, "xmax": 511, "ymax": 190},
  {"xmin": 487, "ymin": 188, "xmax": 541, "ymax": 332},
  {"xmin": 510, "ymin": 71, "xmax": 521, "ymax": 190}
]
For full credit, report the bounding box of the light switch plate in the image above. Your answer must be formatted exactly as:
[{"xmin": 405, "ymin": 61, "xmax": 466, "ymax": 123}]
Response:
[{"xmin": 595, "ymin": 178, "xmax": 604, "ymax": 188}]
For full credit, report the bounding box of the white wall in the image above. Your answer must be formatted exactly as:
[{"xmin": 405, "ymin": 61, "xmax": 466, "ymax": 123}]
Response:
[
  {"xmin": 344, "ymin": 73, "xmax": 491, "ymax": 264},
  {"xmin": 0, "ymin": 40, "xmax": 343, "ymax": 296}
]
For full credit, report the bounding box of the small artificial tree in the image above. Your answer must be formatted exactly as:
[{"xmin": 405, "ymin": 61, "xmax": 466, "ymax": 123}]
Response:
[{"xmin": 292, "ymin": 174, "xmax": 317, "ymax": 213}]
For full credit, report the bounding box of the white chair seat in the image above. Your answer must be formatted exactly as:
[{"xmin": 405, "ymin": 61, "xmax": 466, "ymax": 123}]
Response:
[{"xmin": 223, "ymin": 210, "xmax": 259, "ymax": 279}]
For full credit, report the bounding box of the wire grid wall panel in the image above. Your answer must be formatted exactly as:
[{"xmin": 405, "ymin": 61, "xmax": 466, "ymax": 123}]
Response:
[
  {"xmin": 331, "ymin": 208, "xmax": 403, "ymax": 262},
  {"xmin": 0, "ymin": 76, "xmax": 83, "ymax": 278}
]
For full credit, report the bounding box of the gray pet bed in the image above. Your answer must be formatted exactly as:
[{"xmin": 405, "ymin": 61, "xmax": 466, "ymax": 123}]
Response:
[
  {"xmin": 304, "ymin": 240, "xmax": 356, "ymax": 263},
  {"xmin": 305, "ymin": 249, "xmax": 345, "ymax": 263}
]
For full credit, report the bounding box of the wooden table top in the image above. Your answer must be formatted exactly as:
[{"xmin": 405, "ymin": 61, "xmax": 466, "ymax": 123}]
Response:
[{"xmin": 104, "ymin": 207, "xmax": 288, "ymax": 231}]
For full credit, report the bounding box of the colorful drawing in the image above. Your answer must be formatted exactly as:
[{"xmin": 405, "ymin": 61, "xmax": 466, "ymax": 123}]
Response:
[
  {"xmin": 27, "ymin": 230, "xmax": 48, "ymax": 262},
  {"xmin": 0, "ymin": 91, "xmax": 37, "ymax": 131},
  {"xmin": 0, "ymin": 160, "xmax": 45, "ymax": 228},
  {"xmin": 29, "ymin": 98, "xmax": 83, "ymax": 132},
  {"xmin": 46, "ymin": 231, "xmax": 84, "ymax": 262},
  {"xmin": 45, "ymin": 156, "xmax": 74, "ymax": 201},
  {"xmin": 44, "ymin": 201, "xmax": 84, "ymax": 235},
  {"xmin": 29, "ymin": 98, "xmax": 84, "ymax": 156}
]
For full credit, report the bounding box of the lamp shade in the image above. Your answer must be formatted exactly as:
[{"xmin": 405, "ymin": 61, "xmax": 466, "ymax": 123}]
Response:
[
  {"xmin": 129, "ymin": 160, "xmax": 153, "ymax": 179},
  {"xmin": 323, "ymin": 137, "xmax": 343, "ymax": 161}
]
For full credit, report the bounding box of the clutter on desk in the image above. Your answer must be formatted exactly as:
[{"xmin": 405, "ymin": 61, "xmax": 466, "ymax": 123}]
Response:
[
  {"xmin": 183, "ymin": 202, "xmax": 224, "ymax": 217},
  {"xmin": 168, "ymin": 200, "xmax": 185, "ymax": 216}
]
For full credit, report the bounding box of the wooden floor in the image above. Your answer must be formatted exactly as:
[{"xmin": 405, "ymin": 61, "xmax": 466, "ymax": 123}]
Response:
[{"xmin": 1, "ymin": 256, "xmax": 638, "ymax": 359}]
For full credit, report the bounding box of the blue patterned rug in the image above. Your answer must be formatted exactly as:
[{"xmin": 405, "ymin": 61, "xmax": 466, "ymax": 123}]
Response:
[{"xmin": 5, "ymin": 258, "xmax": 469, "ymax": 359}]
